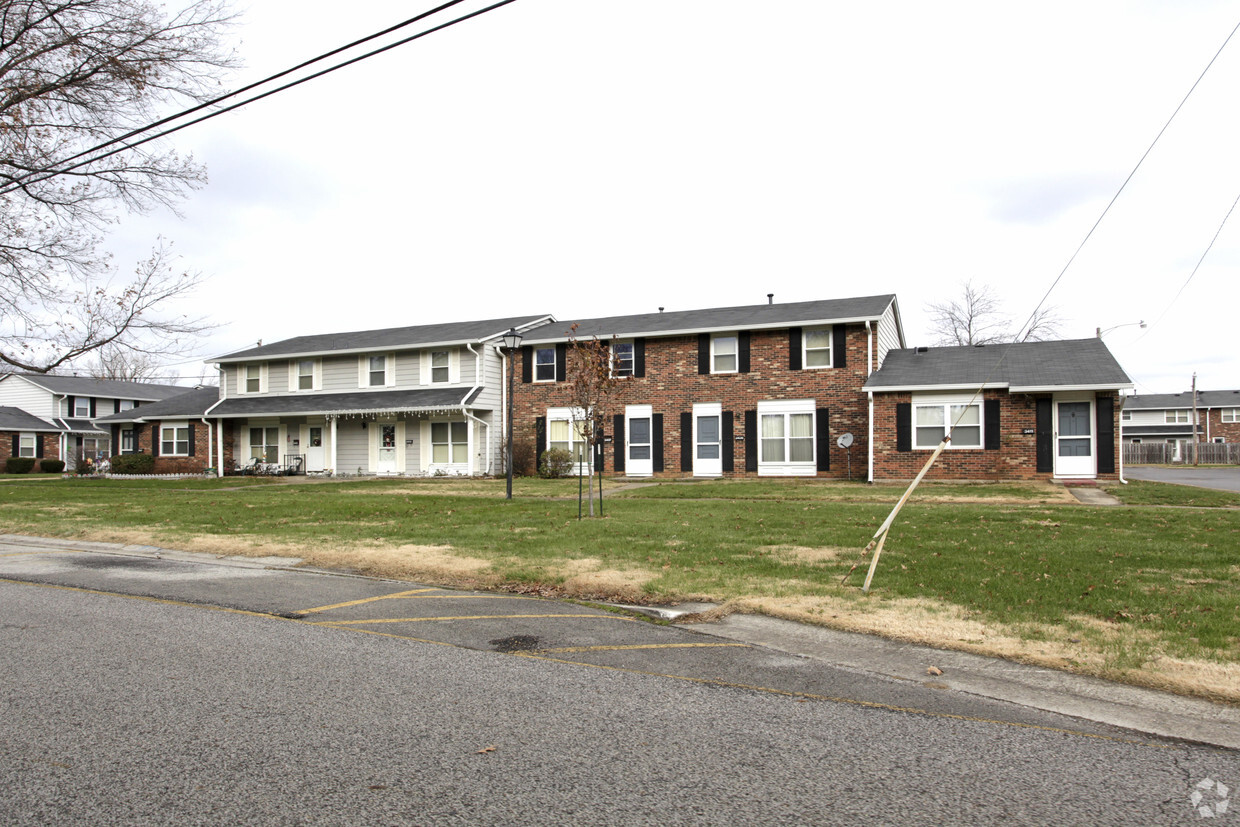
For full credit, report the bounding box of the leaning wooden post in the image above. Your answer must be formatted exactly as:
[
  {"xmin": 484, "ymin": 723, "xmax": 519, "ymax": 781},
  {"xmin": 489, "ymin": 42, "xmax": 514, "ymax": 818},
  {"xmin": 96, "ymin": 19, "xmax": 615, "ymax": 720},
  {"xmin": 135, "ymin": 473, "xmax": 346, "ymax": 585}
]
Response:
[{"xmin": 860, "ymin": 437, "xmax": 949, "ymax": 593}]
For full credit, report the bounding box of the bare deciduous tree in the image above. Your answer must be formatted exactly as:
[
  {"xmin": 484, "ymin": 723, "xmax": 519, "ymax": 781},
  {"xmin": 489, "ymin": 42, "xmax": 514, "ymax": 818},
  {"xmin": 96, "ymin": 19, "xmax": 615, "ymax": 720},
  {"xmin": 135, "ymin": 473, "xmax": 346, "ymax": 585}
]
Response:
[
  {"xmin": 925, "ymin": 280, "xmax": 1063, "ymax": 346},
  {"xmin": 565, "ymin": 326, "xmax": 621, "ymax": 518},
  {"xmin": 0, "ymin": 0, "xmax": 237, "ymax": 373}
]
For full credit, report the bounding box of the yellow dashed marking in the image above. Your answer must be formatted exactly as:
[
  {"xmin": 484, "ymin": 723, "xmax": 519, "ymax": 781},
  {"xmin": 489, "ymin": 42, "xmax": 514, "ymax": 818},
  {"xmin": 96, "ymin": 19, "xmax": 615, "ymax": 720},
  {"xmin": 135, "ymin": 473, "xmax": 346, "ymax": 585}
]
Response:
[
  {"xmin": 291, "ymin": 588, "xmax": 441, "ymax": 615},
  {"xmin": 537, "ymin": 642, "xmax": 750, "ymax": 654},
  {"xmin": 312, "ymin": 613, "xmax": 637, "ymax": 626},
  {"xmin": 293, "ymin": 591, "xmax": 544, "ymax": 615}
]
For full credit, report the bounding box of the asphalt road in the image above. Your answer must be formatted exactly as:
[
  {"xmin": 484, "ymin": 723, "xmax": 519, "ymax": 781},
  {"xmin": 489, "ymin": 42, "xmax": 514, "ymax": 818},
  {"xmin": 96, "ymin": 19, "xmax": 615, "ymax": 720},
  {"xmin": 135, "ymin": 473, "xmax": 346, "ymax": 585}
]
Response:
[
  {"xmin": 2, "ymin": 539, "xmax": 1237, "ymax": 825},
  {"xmin": 1125, "ymin": 465, "xmax": 1240, "ymax": 492}
]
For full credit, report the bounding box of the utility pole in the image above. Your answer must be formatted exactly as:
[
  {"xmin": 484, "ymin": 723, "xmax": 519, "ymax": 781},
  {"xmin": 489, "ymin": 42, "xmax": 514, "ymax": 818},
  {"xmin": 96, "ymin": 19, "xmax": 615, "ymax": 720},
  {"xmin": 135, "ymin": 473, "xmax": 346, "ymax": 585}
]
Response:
[{"xmin": 1192, "ymin": 372, "xmax": 1200, "ymax": 467}]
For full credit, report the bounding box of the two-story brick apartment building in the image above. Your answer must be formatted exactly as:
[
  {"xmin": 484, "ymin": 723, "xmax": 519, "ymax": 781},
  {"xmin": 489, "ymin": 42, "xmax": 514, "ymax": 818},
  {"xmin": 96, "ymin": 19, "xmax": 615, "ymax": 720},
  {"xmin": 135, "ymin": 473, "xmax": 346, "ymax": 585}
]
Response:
[
  {"xmin": 514, "ymin": 295, "xmax": 904, "ymax": 479},
  {"xmin": 1121, "ymin": 390, "xmax": 1240, "ymax": 454}
]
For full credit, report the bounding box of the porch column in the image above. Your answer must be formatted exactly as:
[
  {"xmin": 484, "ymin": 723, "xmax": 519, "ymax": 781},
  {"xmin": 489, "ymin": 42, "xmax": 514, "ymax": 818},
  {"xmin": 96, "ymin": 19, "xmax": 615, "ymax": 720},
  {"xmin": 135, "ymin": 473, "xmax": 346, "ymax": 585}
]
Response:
[{"xmin": 330, "ymin": 416, "xmax": 337, "ymax": 476}]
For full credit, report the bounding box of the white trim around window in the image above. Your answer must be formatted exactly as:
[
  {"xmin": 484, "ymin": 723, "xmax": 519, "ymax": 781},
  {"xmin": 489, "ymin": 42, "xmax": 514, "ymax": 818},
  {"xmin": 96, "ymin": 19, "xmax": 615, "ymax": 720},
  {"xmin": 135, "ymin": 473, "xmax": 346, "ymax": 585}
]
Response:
[
  {"xmin": 711, "ymin": 334, "xmax": 738, "ymax": 374},
  {"xmin": 1165, "ymin": 409, "xmax": 1190, "ymax": 424},
  {"xmin": 421, "ymin": 349, "xmax": 460, "ymax": 385},
  {"xmin": 242, "ymin": 363, "xmax": 268, "ymax": 395},
  {"xmin": 913, "ymin": 393, "xmax": 983, "ymax": 449},
  {"xmin": 534, "ymin": 347, "xmax": 557, "ymax": 383},
  {"xmin": 73, "ymin": 397, "xmax": 91, "ymax": 417},
  {"xmin": 611, "ymin": 341, "xmax": 635, "ymax": 378},
  {"xmin": 757, "ymin": 399, "xmax": 816, "ymax": 477},
  {"xmin": 160, "ymin": 421, "xmax": 190, "ymax": 456},
  {"xmin": 802, "ymin": 327, "xmax": 833, "ymax": 369},
  {"xmin": 546, "ymin": 406, "xmax": 589, "ymax": 471},
  {"xmin": 18, "ymin": 433, "xmax": 36, "ymax": 458},
  {"xmin": 1222, "ymin": 408, "xmax": 1239, "ymax": 423},
  {"xmin": 289, "ymin": 358, "xmax": 322, "ymax": 392},
  {"xmin": 358, "ymin": 353, "xmax": 396, "ymax": 388}
]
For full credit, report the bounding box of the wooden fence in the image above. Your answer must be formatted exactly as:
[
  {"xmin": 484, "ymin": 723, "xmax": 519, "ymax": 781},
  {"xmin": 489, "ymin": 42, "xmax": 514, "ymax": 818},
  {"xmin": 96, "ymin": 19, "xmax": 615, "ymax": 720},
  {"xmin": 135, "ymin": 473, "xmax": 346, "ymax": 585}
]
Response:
[{"xmin": 1124, "ymin": 442, "xmax": 1240, "ymax": 465}]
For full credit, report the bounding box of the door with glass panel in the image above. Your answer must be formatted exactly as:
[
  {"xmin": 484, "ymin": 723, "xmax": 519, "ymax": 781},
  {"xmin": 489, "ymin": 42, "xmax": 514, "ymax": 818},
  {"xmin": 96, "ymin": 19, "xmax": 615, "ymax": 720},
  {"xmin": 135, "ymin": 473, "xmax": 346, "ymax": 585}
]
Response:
[
  {"xmin": 376, "ymin": 423, "xmax": 398, "ymax": 474},
  {"xmin": 304, "ymin": 425, "xmax": 325, "ymax": 472},
  {"xmin": 1054, "ymin": 399, "xmax": 1094, "ymax": 477},
  {"xmin": 626, "ymin": 405, "xmax": 653, "ymax": 476},
  {"xmin": 693, "ymin": 403, "xmax": 722, "ymax": 477}
]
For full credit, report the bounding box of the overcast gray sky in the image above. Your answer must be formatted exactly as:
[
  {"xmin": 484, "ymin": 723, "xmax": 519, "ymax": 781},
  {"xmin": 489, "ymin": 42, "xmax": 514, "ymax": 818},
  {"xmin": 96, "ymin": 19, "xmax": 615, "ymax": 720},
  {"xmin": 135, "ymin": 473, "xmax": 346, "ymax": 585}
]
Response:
[{"xmin": 105, "ymin": 0, "xmax": 1240, "ymax": 394}]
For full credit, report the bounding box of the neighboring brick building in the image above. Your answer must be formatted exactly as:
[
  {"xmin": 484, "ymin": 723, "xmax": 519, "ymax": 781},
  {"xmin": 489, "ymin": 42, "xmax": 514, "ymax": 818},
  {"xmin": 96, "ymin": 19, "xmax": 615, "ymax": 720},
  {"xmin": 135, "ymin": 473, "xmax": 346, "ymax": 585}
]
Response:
[
  {"xmin": 863, "ymin": 339, "xmax": 1133, "ymax": 482},
  {"xmin": 514, "ymin": 295, "xmax": 905, "ymax": 479},
  {"xmin": 96, "ymin": 387, "xmax": 232, "ymax": 474},
  {"xmin": 1121, "ymin": 390, "xmax": 1240, "ymax": 452},
  {"xmin": 0, "ymin": 406, "xmax": 62, "ymax": 472}
]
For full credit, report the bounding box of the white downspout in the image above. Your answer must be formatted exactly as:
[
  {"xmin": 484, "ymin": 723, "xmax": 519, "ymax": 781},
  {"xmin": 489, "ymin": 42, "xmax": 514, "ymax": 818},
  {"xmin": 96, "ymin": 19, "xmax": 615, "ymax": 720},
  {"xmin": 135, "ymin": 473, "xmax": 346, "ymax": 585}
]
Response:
[
  {"xmin": 865, "ymin": 321, "xmax": 875, "ymax": 483},
  {"xmin": 1118, "ymin": 394, "xmax": 1128, "ymax": 484},
  {"xmin": 462, "ymin": 342, "xmax": 490, "ymax": 475},
  {"xmin": 205, "ymin": 367, "xmax": 226, "ymax": 478},
  {"xmin": 330, "ymin": 417, "xmax": 338, "ymax": 476}
]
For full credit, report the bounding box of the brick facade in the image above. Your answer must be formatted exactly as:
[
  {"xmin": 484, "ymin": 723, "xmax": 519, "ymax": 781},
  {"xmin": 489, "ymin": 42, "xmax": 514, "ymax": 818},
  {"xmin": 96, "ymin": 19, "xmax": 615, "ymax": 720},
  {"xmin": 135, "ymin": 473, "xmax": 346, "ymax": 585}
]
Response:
[
  {"xmin": 128, "ymin": 419, "xmax": 224, "ymax": 474},
  {"xmin": 1205, "ymin": 407, "xmax": 1240, "ymax": 443},
  {"xmin": 1, "ymin": 431, "xmax": 60, "ymax": 471},
  {"xmin": 513, "ymin": 325, "xmax": 874, "ymax": 479}
]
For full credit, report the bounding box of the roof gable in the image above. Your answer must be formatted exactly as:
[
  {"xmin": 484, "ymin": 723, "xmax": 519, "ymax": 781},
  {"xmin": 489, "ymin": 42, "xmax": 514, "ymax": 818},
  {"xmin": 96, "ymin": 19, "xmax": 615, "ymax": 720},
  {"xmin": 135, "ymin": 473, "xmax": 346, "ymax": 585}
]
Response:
[{"xmin": 2, "ymin": 373, "xmax": 189, "ymax": 401}]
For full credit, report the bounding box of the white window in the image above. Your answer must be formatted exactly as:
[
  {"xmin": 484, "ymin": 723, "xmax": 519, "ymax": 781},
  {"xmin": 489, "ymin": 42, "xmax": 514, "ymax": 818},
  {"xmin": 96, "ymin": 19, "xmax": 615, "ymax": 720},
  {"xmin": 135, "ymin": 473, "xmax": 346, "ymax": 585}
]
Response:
[
  {"xmin": 18, "ymin": 433, "xmax": 36, "ymax": 457},
  {"xmin": 913, "ymin": 395, "xmax": 983, "ymax": 449},
  {"xmin": 803, "ymin": 328, "xmax": 832, "ymax": 368},
  {"xmin": 359, "ymin": 354, "xmax": 394, "ymax": 388},
  {"xmin": 161, "ymin": 423, "xmax": 189, "ymax": 456},
  {"xmin": 368, "ymin": 356, "xmax": 386, "ymax": 387},
  {"xmin": 612, "ymin": 342, "xmax": 634, "ymax": 378},
  {"xmin": 73, "ymin": 397, "xmax": 90, "ymax": 417},
  {"xmin": 431, "ymin": 351, "xmax": 451, "ymax": 384},
  {"xmin": 535, "ymin": 348, "xmax": 556, "ymax": 382},
  {"xmin": 757, "ymin": 400, "xmax": 816, "ymax": 476},
  {"xmin": 83, "ymin": 436, "xmax": 109, "ymax": 460},
  {"xmin": 244, "ymin": 364, "xmax": 267, "ymax": 394},
  {"xmin": 249, "ymin": 427, "xmax": 280, "ymax": 462},
  {"xmin": 1222, "ymin": 408, "xmax": 1239, "ymax": 423},
  {"xmin": 118, "ymin": 400, "xmax": 135, "ymax": 412},
  {"xmin": 1121, "ymin": 409, "xmax": 1132, "ymax": 421},
  {"xmin": 1166, "ymin": 410, "xmax": 1190, "ymax": 424},
  {"xmin": 546, "ymin": 407, "xmax": 588, "ymax": 465},
  {"xmin": 290, "ymin": 359, "xmax": 319, "ymax": 392},
  {"xmin": 711, "ymin": 335, "xmax": 738, "ymax": 374},
  {"xmin": 431, "ymin": 421, "xmax": 469, "ymax": 464},
  {"xmin": 121, "ymin": 429, "xmax": 136, "ymax": 453}
]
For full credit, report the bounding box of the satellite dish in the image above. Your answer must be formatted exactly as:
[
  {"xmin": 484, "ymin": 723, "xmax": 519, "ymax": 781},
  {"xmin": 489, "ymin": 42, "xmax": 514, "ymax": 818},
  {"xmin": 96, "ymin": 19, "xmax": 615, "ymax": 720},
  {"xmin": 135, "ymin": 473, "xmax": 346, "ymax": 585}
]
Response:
[{"xmin": 836, "ymin": 433, "xmax": 854, "ymax": 449}]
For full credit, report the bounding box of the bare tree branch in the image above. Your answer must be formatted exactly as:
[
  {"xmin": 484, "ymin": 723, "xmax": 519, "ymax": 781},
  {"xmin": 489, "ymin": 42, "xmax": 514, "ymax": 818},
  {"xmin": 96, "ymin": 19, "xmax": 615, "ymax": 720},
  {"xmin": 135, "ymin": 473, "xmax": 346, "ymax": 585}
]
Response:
[{"xmin": 924, "ymin": 280, "xmax": 1064, "ymax": 346}]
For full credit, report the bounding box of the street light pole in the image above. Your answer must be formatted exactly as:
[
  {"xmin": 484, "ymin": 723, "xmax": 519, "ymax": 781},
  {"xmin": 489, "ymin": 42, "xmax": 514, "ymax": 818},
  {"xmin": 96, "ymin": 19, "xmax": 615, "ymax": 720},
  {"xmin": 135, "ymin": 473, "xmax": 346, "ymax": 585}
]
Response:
[
  {"xmin": 501, "ymin": 327, "xmax": 523, "ymax": 499},
  {"xmin": 1096, "ymin": 320, "xmax": 1146, "ymax": 338}
]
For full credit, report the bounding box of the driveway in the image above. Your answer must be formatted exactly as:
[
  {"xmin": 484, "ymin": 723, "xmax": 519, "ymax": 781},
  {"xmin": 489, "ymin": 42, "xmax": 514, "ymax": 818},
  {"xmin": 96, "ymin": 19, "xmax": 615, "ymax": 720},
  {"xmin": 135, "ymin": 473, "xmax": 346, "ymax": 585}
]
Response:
[{"xmin": 1124, "ymin": 465, "xmax": 1240, "ymax": 492}]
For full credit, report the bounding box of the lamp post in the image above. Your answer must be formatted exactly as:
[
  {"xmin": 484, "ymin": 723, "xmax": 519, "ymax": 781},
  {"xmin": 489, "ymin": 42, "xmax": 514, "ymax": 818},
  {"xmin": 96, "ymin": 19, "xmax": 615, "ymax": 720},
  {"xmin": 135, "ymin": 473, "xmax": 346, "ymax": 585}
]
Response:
[
  {"xmin": 1096, "ymin": 320, "xmax": 1146, "ymax": 337},
  {"xmin": 501, "ymin": 327, "xmax": 523, "ymax": 499}
]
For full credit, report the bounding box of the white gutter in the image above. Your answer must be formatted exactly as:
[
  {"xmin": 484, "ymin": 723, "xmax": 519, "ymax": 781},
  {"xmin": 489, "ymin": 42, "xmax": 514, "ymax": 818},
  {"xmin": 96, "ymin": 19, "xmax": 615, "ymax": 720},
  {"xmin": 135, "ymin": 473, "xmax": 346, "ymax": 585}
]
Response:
[
  {"xmin": 1118, "ymin": 395, "xmax": 1128, "ymax": 484},
  {"xmin": 206, "ymin": 368, "xmax": 226, "ymax": 477},
  {"xmin": 462, "ymin": 343, "xmax": 492, "ymax": 475}
]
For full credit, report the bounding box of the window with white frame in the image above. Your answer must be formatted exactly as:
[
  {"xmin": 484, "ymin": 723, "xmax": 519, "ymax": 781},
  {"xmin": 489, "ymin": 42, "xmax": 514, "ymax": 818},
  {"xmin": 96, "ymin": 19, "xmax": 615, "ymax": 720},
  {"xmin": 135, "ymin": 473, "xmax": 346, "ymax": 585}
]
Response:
[
  {"xmin": 1121, "ymin": 409, "xmax": 1132, "ymax": 421},
  {"xmin": 161, "ymin": 423, "xmax": 190, "ymax": 456},
  {"xmin": 757, "ymin": 400, "xmax": 815, "ymax": 475},
  {"xmin": 913, "ymin": 395, "xmax": 983, "ymax": 449},
  {"xmin": 711, "ymin": 335, "xmax": 738, "ymax": 373},
  {"xmin": 295, "ymin": 359, "xmax": 317, "ymax": 391},
  {"xmin": 119, "ymin": 400, "xmax": 135, "ymax": 412},
  {"xmin": 121, "ymin": 429, "xmax": 136, "ymax": 453},
  {"xmin": 18, "ymin": 433, "xmax": 36, "ymax": 457},
  {"xmin": 1165, "ymin": 410, "xmax": 1190, "ymax": 424},
  {"xmin": 1223, "ymin": 408, "xmax": 1240, "ymax": 423},
  {"xmin": 430, "ymin": 421, "xmax": 468, "ymax": 464},
  {"xmin": 73, "ymin": 397, "xmax": 91, "ymax": 417},
  {"xmin": 612, "ymin": 342, "xmax": 634, "ymax": 377},
  {"xmin": 535, "ymin": 348, "xmax": 556, "ymax": 382},
  {"xmin": 249, "ymin": 427, "xmax": 280, "ymax": 462},
  {"xmin": 368, "ymin": 355, "xmax": 386, "ymax": 387},
  {"xmin": 431, "ymin": 351, "xmax": 451, "ymax": 384},
  {"xmin": 803, "ymin": 328, "xmax": 832, "ymax": 368},
  {"xmin": 244, "ymin": 364, "xmax": 266, "ymax": 394},
  {"xmin": 83, "ymin": 436, "xmax": 109, "ymax": 460},
  {"xmin": 546, "ymin": 408, "xmax": 588, "ymax": 464}
]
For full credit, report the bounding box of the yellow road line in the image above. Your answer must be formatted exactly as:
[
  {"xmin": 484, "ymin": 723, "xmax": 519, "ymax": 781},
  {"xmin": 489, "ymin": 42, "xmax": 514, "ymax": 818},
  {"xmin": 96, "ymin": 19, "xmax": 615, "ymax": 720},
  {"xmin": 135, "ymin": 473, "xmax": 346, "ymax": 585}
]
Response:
[
  {"xmin": 291, "ymin": 588, "xmax": 441, "ymax": 615},
  {"xmin": 312, "ymin": 613, "xmax": 637, "ymax": 626},
  {"xmin": 537, "ymin": 642, "xmax": 750, "ymax": 654}
]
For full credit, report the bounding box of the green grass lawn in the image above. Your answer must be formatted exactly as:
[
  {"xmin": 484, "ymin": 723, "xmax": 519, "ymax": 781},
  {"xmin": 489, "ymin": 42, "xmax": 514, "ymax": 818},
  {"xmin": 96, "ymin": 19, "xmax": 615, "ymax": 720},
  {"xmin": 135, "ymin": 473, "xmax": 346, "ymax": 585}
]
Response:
[{"xmin": 2, "ymin": 475, "xmax": 1237, "ymax": 697}]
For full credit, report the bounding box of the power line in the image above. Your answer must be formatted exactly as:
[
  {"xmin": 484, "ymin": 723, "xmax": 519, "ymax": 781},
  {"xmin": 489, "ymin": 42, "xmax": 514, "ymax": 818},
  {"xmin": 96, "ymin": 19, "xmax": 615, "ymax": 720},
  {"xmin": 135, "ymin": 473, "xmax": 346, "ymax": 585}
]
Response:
[{"xmin": 0, "ymin": 0, "xmax": 519, "ymax": 199}]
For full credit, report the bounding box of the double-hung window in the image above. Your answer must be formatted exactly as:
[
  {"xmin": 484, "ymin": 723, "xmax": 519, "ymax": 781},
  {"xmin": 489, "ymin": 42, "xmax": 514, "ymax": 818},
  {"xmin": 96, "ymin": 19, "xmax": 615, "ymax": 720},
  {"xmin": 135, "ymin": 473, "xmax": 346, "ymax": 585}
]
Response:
[
  {"xmin": 118, "ymin": 400, "xmax": 135, "ymax": 412},
  {"xmin": 1121, "ymin": 409, "xmax": 1132, "ymax": 421},
  {"xmin": 161, "ymin": 423, "xmax": 190, "ymax": 456},
  {"xmin": 368, "ymin": 356, "xmax": 386, "ymax": 387},
  {"xmin": 121, "ymin": 429, "xmax": 136, "ymax": 453},
  {"xmin": 295, "ymin": 360, "xmax": 316, "ymax": 391},
  {"xmin": 803, "ymin": 328, "xmax": 832, "ymax": 368},
  {"xmin": 1222, "ymin": 408, "xmax": 1239, "ymax": 423},
  {"xmin": 913, "ymin": 395, "xmax": 982, "ymax": 449},
  {"xmin": 612, "ymin": 342, "xmax": 634, "ymax": 377},
  {"xmin": 18, "ymin": 434, "xmax": 35, "ymax": 457},
  {"xmin": 249, "ymin": 427, "xmax": 279, "ymax": 462},
  {"xmin": 244, "ymin": 364, "xmax": 267, "ymax": 394},
  {"xmin": 1165, "ymin": 410, "xmax": 1190, "ymax": 424},
  {"xmin": 73, "ymin": 397, "xmax": 91, "ymax": 417},
  {"xmin": 547, "ymin": 407, "xmax": 588, "ymax": 465},
  {"xmin": 711, "ymin": 335, "xmax": 738, "ymax": 374},
  {"xmin": 431, "ymin": 351, "xmax": 451, "ymax": 384},
  {"xmin": 430, "ymin": 421, "xmax": 468, "ymax": 464},
  {"xmin": 534, "ymin": 348, "xmax": 556, "ymax": 382}
]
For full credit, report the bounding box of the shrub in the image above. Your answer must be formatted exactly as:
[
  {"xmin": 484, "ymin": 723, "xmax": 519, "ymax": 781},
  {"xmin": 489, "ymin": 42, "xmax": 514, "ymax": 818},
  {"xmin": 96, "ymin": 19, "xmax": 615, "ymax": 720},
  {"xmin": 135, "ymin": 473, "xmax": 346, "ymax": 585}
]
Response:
[
  {"xmin": 110, "ymin": 453, "xmax": 155, "ymax": 475},
  {"xmin": 538, "ymin": 448, "xmax": 574, "ymax": 479},
  {"xmin": 5, "ymin": 457, "xmax": 35, "ymax": 474},
  {"xmin": 39, "ymin": 459, "xmax": 65, "ymax": 473}
]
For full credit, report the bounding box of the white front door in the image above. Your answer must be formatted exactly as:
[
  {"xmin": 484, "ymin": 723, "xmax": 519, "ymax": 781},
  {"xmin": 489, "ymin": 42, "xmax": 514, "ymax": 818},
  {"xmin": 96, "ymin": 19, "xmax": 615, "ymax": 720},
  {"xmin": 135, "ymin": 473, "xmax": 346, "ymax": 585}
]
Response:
[
  {"xmin": 305, "ymin": 426, "xmax": 326, "ymax": 472},
  {"xmin": 626, "ymin": 405, "xmax": 653, "ymax": 477},
  {"xmin": 693, "ymin": 403, "xmax": 722, "ymax": 477},
  {"xmin": 375, "ymin": 423, "xmax": 399, "ymax": 474},
  {"xmin": 1054, "ymin": 398, "xmax": 1095, "ymax": 478}
]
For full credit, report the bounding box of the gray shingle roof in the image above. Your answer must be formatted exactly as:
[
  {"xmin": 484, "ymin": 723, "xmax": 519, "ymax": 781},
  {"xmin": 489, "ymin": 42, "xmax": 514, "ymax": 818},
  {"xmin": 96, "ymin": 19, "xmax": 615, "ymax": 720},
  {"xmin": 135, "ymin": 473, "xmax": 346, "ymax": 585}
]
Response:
[
  {"xmin": 94, "ymin": 387, "xmax": 222, "ymax": 424},
  {"xmin": 864, "ymin": 338, "xmax": 1133, "ymax": 392},
  {"xmin": 0, "ymin": 406, "xmax": 59, "ymax": 432},
  {"xmin": 520, "ymin": 295, "xmax": 899, "ymax": 343},
  {"xmin": 1124, "ymin": 390, "xmax": 1240, "ymax": 410},
  {"xmin": 208, "ymin": 388, "xmax": 482, "ymax": 418},
  {"xmin": 6, "ymin": 374, "xmax": 190, "ymax": 400},
  {"xmin": 57, "ymin": 418, "xmax": 106, "ymax": 434},
  {"xmin": 214, "ymin": 315, "xmax": 554, "ymax": 363}
]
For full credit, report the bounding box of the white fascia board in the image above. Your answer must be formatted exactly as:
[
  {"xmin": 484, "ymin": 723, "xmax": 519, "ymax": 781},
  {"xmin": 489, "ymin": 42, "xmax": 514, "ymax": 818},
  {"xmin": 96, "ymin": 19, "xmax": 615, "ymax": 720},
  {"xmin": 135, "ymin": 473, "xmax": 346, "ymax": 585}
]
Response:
[
  {"xmin": 520, "ymin": 315, "xmax": 887, "ymax": 346},
  {"xmin": 1008, "ymin": 383, "xmax": 1135, "ymax": 393},
  {"xmin": 210, "ymin": 403, "xmax": 483, "ymax": 420},
  {"xmin": 863, "ymin": 383, "xmax": 1009, "ymax": 394}
]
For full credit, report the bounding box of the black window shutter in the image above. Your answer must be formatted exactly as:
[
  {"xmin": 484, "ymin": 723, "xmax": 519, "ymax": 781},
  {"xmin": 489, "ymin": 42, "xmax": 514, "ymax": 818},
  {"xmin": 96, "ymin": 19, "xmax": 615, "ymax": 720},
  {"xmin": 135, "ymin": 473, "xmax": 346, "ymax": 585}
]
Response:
[
  {"xmin": 133, "ymin": 400, "xmax": 140, "ymax": 408},
  {"xmin": 535, "ymin": 416, "xmax": 546, "ymax": 470},
  {"xmin": 634, "ymin": 338, "xmax": 646, "ymax": 378},
  {"xmin": 738, "ymin": 331, "xmax": 751, "ymax": 374},
  {"xmin": 722, "ymin": 411, "xmax": 735, "ymax": 473},
  {"xmin": 593, "ymin": 429, "xmax": 604, "ymax": 473},
  {"xmin": 11, "ymin": 435, "xmax": 18, "ymax": 457},
  {"xmin": 789, "ymin": 328, "xmax": 802, "ymax": 370},
  {"xmin": 152, "ymin": 423, "xmax": 160, "ymax": 457},
  {"xmin": 1096, "ymin": 395, "xmax": 1115, "ymax": 474},
  {"xmin": 111, "ymin": 425, "xmax": 120, "ymax": 452},
  {"xmin": 652, "ymin": 414, "xmax": 664, "ymax": 473},
  {"xmin": 521, "ymin": 347, "xmax": 532, "ymax": 383},
  {"xmin": 833, "ymin": 325, "xmax": 847, "ymax": 369},
  {"xmin": 896, "ymin": 403, "xmax": 912, "ymax": 452},
  {"xmin": 188, "ymin": 423, "xmax": 196, "ymax": 456},
  {"xmin": 36, "ymin": 437, "xmax": 44, "ymax": 458},
  {"xmin": 744, "ymin": 409, "xmax": 758, "ymax": 472},
  {"xmin": 698, "ymin": 334, "xmax": 710, "ymax": 375},
  {"xmin": 613, "ymin": 414, "xmax": 625, "ymax": 473},
  {"xmin": 816, "ymin": 407, "xmax": 830, "ymax": 471},
  {"xmin": 113, "ymin": 400, "xmax": 121, "ymax": 414},
  {"xmin": 555, "ymin": 344, "xmax": 567, "ymax": 382},
  {"xmin": 1035, "ymin": 399, "xmax": 1053, "ymax": 473},
  {"xmin": 89, "ymin": 398, "xmax": 96, "ymax": 418},
  {"xmin": 984, "ymin": 399, "xmax": 1001, "ymax": 450},
  {"xmin": 67, "ymin": 395, "xmax": 75, "ymax": 416},
  {"xmin": 680, "ymin": 412, "xmax": 692, "ymax": 472}
]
